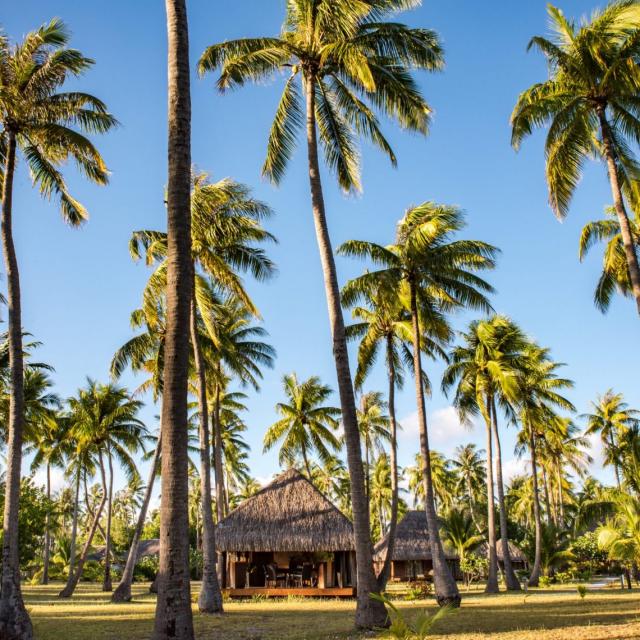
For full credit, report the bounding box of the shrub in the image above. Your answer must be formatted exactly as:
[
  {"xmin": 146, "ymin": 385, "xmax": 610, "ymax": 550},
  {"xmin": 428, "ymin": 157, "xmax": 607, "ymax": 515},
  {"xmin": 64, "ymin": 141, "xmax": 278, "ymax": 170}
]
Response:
[
  {"xmin": 133, "ymin": 555, "xmax": 159, "ymax": 582},
  {"xmin": 405, "ymin": 581, "xmax": 432, "ymax": 601},
  {"xmin": 555, "ymin": 571, "xmax": 572, "ymax": 584},
  {"xmin": 577, "ymin": 584, "xmax": 587, "ymax": 599},
  {"xmin": 539, "ymin": 576, "xmax": 551, "ymax": 588}
]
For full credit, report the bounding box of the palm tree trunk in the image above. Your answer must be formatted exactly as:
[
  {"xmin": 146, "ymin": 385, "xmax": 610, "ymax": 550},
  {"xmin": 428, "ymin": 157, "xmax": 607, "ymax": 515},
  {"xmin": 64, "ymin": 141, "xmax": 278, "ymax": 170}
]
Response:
[
  {"xmin": 609, "ymin": 431, "xmax": 622, "ymax": 490},
  {"xmin": 68, "ymin": 467, "xmax": 81, "ymax": 580},
  {"xmin": 303, "ymin": 71, "xmax": 386, "ymax": 629},
  {"xmin": 103, "ymin": 451, "xmax": 114, "ymax": 592},
  {"xmin": 541, "ymin": 465, "xmax": 552, "ymax": 526},
  {"xmin": 528, "ymin": 431, "xmax": 543, "ymax": 587},
  {"xmin": 597, "ymin": 106, "xmax": 640, "ymax": 315},
  {"xmin": 301, "ymin": 445, "xmax": 313, "ymax": 480},
  {"xmin": 377, "ymin": 337, "xmax": 399, "ymax": 591},
  {"xmin": 555, "ymin": 464, "xmax": 565, "ymax": 525},
  {"xmin": 484, "ymin": 398, "xmax": 499, "ymax": 594},
  {"xmin": 42, "ymin": 463, "xmax": 51, "ymax": 585},
  {"xmin": 212, "ymin": 378, "xmax": 225, "ymax": 523},
  {"xmin": 113, "ymin": 436, "xmax": 162, "ymax": 602},
  {"xmin": 190, "ymin": 294, "xmax": 223, "ymax": 614},
  {"xmin": 408, "ymin": 280, "xmax": 460, "ymax": 607},
  {"xmin": 490, "ymin": 398, "xmax": 520, "ymax": 591},
  {"xmin": 153, "ymin": 1, "xmax": 195, "ymax": 637},
  {"xmin": 0, "ymin": 131, "xmax": 33, "ymax": 639},
  {"xmin": 59, "ymin": 461, "xmax": 108, "ymax": 598}
]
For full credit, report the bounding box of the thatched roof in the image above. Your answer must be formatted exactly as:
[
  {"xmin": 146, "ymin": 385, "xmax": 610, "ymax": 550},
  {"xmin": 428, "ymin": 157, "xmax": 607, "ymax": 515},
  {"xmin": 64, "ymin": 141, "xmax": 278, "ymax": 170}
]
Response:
[
  {"xmin": 479, "ymin": 539, "xmax": 528, "ymax": 563},
  {"xmin": 215, "ymin": 468, "xmax": 355, "ymax": 552},
  {"xmin": 373, "ymin": 510, "xmax": 457, "ymax": 562},
  {"xmin": 136, "ymin": 539, "xmax": 160, "ymax": 561}
]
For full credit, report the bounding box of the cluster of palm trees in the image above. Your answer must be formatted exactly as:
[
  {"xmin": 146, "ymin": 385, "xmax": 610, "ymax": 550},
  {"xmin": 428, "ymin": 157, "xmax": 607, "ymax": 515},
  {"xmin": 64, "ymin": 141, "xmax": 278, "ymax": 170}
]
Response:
[{"xmin": 2, "ymin": 0, "xmax": 640, "ymax": 638}]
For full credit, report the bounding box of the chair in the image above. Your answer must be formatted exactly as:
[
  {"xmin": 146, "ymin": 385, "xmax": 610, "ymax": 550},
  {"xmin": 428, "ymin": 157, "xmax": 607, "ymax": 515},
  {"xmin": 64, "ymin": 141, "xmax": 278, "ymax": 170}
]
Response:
[
  {"xmin": 263, "ymin": 564, "xmax": 276, "ymax": 588},
  {"xmin": 289, "ymin": 559, "xmax": 302, "ymax": 587},
  {"xmin": 300, "ymin": 564, "xmax": 313, "ymax": 588}
]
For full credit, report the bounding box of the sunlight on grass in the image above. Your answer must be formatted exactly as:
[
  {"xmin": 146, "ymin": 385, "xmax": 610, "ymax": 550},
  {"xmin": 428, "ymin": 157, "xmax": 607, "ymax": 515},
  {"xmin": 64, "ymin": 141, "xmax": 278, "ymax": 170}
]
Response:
[{"xmin": 24, "ymin": 582, "xmax": 640, "ymax": 640}]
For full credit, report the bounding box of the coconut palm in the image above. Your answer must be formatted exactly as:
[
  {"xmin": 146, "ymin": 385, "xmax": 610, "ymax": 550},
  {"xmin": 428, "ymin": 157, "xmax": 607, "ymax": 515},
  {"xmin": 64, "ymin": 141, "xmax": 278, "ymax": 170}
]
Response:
[
  {"xmin": 579, "ymin": 207, "xmax": 640, "ymax": 312},
  {"xmin": 513, "ymin": 344, "xmax": 575, "ymax": 586},
  {"xmin": 369, "ymin": 453, "xmax": 393, "ymax": 541},
  {"xmin": 344, "ymin": 283, "xmax": 411, "ymax": 589},
  {"xmin": 511, "ymin": 1, "xmax": 640, "ymax": 315},
  {"xmin": 450, "ymin": 444, "xmax": 486, "ymax": 528},
  {"xmin": 26, "ymin": 404, "xmax": 68, "ymax": 585},
  {"xmin": 357, "ymin": 391, "xmax": 390, "ymax": 502},
  {"xmin": 583, "ymin": 390, "xmax": 639, "ymax": 489},
  {"xmin": 199, "ymin": 1, "xmax": 444, "ymax": 625},
  {"xmin": 0, "ymin": 20, "xmax": 115, "ymax": 636},
  {"xmin": 264, "ymin": 374, "xmax": 341, "ymax": 477},
  {"xmin": 442, "ymin": 316, "xmax": 527, "ymax": 592},
  {"xmin": 60, "ymin": 380, "xmax": 146, "ymax": 596},
  {"xmin": 340, "ymin": 202, "xmax": 497, "ymax": 605},
  {"xmin": 440, "ymin": 508, "xmax": 484, "ymax": 563}
]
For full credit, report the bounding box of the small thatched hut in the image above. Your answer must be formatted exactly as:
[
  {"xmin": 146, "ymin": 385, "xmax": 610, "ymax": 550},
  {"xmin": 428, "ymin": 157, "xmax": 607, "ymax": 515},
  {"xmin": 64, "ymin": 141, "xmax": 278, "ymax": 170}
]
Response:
[
  {"xmin": 478, "ymin": 539, "xmax": 529, "ymax": 571},
  {"xmin": 216, "ymin": 468, "xmax": 356, "ymax": 595},
  {"xmin": 373, "ymin": 510, "xmax": 459, "ymax": 582}
]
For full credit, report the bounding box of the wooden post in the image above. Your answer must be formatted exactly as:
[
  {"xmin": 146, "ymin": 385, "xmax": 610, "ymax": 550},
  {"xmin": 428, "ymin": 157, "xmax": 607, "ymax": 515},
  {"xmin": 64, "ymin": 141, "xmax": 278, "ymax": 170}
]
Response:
[{"xmin": 349, "ymin": 551, "xmax": 357, "ymax": 589}]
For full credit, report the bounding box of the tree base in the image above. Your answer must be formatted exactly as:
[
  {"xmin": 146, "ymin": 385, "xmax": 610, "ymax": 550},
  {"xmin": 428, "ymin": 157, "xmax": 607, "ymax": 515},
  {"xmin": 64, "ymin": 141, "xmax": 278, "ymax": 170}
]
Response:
[
  {"xmin": 354, "ymin": 596, "xmax": 388, "ymax": 629},
  {"xmin": 0, "ymin": 584, "xmax": 34, "ymax": 640},
  {"xmin": 436, "ymin": 594, "xmax": 462, "ymax": 608},
  {"xmin": 111, "ymin": 583, "xmax": 132, "ymax": 603}
]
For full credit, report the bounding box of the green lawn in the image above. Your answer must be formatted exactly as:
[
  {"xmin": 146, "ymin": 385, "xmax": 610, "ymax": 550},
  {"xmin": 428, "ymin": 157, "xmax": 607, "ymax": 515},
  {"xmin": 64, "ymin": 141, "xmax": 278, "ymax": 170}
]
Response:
[{"xmin": 25, "ymin": 582, "xmax": 640, "ymax": 640}]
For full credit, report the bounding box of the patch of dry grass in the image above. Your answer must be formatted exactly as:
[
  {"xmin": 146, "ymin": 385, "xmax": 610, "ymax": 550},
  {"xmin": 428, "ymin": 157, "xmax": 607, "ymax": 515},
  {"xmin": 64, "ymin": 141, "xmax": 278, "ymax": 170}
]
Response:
[{"xmin": 24, "ymin": 582, "xmax": 640, "ymax": 640}]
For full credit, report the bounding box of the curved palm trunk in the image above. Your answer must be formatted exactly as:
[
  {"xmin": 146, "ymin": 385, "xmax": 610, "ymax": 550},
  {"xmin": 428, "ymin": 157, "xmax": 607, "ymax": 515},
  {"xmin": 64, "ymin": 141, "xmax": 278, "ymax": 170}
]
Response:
[
  {"xmin": 609, "ymin": 431, "xmax": 622, "ymax": 490},
  {"xmin": 153, "ymin": 1, "xmax": 195, "ymax": 637},
  {"xmin": 490, "ymin": 399, "xmax": 520, "ymax": 591},
  {"xmin": 212, "ymin": 378, "xmax": 225, "ymax": 522},
  {"xmin": 528, "ymin": 431, "xmax": 543, "ymax": 587},
  {"xmin": 304, "ymin": 72, "xmax": 386, "ymax": 629},
  {"xmin": 541, "ymin": 465, "xmax": 552, "ymax": 526},
  {"xmin": 597, "ymin": 107, "xmax": 640, "ymax": 315},
  {"xmin": 483, "ymin": 399, "xmax": 499, "ymax": 594},
  {"xmin": 408, "ymin": 281, "xmax": 460, "ymax": 607},
  {"xmin": 59, "ymin": 461, "xmax": 108, "ymax": 598},
  {"xmin": 113, "ymin": 437, "xmax": 162, "ymax": 602},
  {"xmin": 190, "ymin": 296, "xmax": 223, "ymax": 614},
  {"xmin": 555, "ymin": 464, "xmax": 565, "ymax": 525},
  {"xmin": 0, "ymin": 132, "xmax": 33, "ymax": 639},
  {"xmin": 68, "ymin": 467, "xmax": 82, "ymax": 580},
  {"xmin": 103, "ymin": 451, "xmax": 114, "ymax": 592},
  {"xmin": 377, "ymin": 337, "xmax": 399, "ymax": 590},
  {"xmin": 42, "ymin": 463, "xmax": 52, "ymax": 585}
]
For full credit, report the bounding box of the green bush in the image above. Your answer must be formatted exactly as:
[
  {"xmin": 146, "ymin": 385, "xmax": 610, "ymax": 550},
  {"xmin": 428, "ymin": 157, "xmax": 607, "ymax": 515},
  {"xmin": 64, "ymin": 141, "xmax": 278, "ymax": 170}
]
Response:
[
  {"xmin": 539, "ymin": 576, "xmax": 552, "ymax": 588},
  {"xmin": 405, "ymin": 581, "xmax": 432, "ymax": 601},
  {"xmin": 577, "ymin": 584, "xmax": 587, "ymax": 599},
  {"xmin": 133, "ymin": 556, "xmax": 159, "ymax": 582}
]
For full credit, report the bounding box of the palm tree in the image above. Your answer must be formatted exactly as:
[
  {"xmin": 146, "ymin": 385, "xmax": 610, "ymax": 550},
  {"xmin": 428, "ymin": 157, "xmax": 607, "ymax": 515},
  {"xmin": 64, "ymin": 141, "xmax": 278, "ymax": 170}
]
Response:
[
  {"xmin": 406, "ymin": 451, "xmax": 453, "ymax": 513},
  {"xmin": 511, "ymin": 1, "xmax": 640, "ymax": 315},
  {"xmin": 199, "ymin": 1, "xmax": 444, "ymax": 625},
  {"xmin": 264, "ymin": 374, "xmax": 341, "ymax": 477},
  {"xmin": 152, "ymin": 1, "xmax": 194, "ymax": 634},
  {"xmin": 579, "ymin": 207, "xmax": 640, "ymax": 312},
  {"xmin": 369, "ymin": 454, "xmax": 393, "ymax": 541},
  {"xmin": 583, "ymin": 390, "xmax": 639, "ymax": 489},
  {"xmin": 440, "ymin": 508, "xmax": 484, "ymax": 566},
  {"xmin": 450, "ymin": 444, "xmax": 486, "ymax": 529},
  {"xmin": 60, "ymin": 380, "xmax": 146, "ymax": 596},
  {"xmin": 0, "ymin": 21, "xmax": 115, "ymax": 636},
  {"xmin": 443, "ymin": 316, "xmax": 527, "ymax": 592},
  {"xmin": 131, "ymin": 173, "xmax": 274, "ymax": 613},
  {"xmin": 597, "ymin": 491, "xmax": 640, "ymax": 588},
  {"xmin": 26, "ymin": 404, "xmax": 68, "ymax": 585},
  {"xmin": 344, "ymin": 281, "xmax": 413, "ymax": 589},
  {"xmin": 340, "ymin": 202, "xmax": 497, "ymax": 606},
  {"xmin": 513, "ymin": 344, "xmax": 575, "ymax": 586},
  {"xmin": 357, "ymin": 391, "xmax": 390, "ymax": 503}
]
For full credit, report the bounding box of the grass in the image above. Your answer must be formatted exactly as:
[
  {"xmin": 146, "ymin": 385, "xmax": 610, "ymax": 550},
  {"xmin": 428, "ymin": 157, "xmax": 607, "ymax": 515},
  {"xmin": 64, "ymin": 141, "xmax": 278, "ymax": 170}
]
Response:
[{"xmin": 25, "ymin": 582, "xmax": 640, "ymax": 640}]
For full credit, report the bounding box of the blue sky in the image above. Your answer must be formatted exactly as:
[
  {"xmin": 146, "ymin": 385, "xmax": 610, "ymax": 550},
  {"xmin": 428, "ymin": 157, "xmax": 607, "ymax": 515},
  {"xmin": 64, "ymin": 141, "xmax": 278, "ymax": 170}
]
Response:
[{"xmin": 3, "ymin": 1, "xmax": 635, "ymax": 495}]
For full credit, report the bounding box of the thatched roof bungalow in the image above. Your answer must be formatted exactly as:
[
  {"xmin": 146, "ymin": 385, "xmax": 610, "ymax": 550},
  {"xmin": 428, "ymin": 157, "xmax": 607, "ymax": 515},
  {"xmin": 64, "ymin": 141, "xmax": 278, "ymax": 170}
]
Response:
[
  {"xmin": 216, "ymin": 468, "xmax": 356, "ymax": 595},
  {"xmin": 373, "ymin": 510, "xmax": 458, "ymax": 582},
  {"xmin": 478, "ymin": 539, "xmax": 529, "ymax": 570}
]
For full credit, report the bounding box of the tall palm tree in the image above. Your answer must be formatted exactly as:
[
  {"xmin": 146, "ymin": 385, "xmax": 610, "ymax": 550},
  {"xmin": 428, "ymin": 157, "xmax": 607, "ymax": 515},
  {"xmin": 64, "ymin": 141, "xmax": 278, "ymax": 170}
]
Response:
[
  {"xmin": 583, "ymin": 390, "xmax": 639, "ymax": 489},
  {"xmin": 344, "ymin": 283, "xmax": 411, "ymax": 589},
  {"xmin": 264, "ymin": 374, "xmax": 341, "ymax": 477},
  {"xmin": 199, "ymin": 1, "xmax": 444, "ymax": 625},
  {"xmin": 0, "ymin": 20, "xmax": 115, "ymax": 636},
  {"xmin": 443, "ymin": 316, "xmax": 527, "ymax": 592},
  {"xmin": 357, "ymin": 391, "xmax": 390, "ymax": 503},
  {"xmin": 450, "ymin": 444, "xmax": 486, "ymax": 529},
  {"xmin": 153, "ymin": 2, "xmax": 194, "ymax": 635},
  {"xmin": 340, "ymin": 202, "xmax": 497, "ymax": 606},
  {"xmin": 60, "ymin": 380, "xmax": 146, "ymax": 596},
  {"xmin": 131, "ymin": 174, "xmax": 274, "ymax": 613},
  {"xmin": 26, "ymin": 403, "xmax": 68, "ymax": 585},
  {"xmin": 513, "ymin": 344, "xmax": 575, "ymax": 586},
  {"xmin": 579, "ymin": 207, "xmax": 640, "ymax": 312},
  {"xmin": 511, "ymin": 1, "xmax": 640, "ymax": 315},
  {"xmin": 406, "ymin": 451, "xmax": 453, "ymax": 513}
]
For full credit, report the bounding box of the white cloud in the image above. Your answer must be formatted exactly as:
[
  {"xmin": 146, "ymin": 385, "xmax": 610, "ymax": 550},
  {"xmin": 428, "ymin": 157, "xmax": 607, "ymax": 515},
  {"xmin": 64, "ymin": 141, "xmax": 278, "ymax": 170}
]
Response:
[
  {"xmin": 585, "ymin": 431, "xmax": 605, "ymax": 468},
  {"xmin": 501, "ymin": 457, "xmax": 528, "ymax": 484},
  {"xmin": 32, "ymin": 467, "xmax": 66, "ymax": 494},
  {"xmin": 399, "ymin": 406, "xmax": 470, "ymax": 454}
]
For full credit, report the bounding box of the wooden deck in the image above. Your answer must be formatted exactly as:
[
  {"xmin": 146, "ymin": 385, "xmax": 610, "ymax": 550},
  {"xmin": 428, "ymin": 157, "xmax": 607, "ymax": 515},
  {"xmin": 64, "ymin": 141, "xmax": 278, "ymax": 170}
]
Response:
[{"xmin": 223, "ymin": 587, "xmax": 355, "ymax": 598}]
